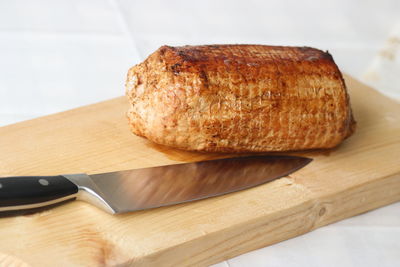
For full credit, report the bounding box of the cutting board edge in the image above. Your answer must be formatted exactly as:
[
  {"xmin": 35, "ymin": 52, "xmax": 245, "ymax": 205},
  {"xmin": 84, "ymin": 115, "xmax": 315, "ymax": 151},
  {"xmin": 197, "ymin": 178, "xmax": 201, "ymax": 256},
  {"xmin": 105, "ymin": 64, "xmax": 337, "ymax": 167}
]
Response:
[
  {"xmin": 0, "ymin": 96, "xmax": 126, "ymax": 131},
  {"xmin": 114, "ymin": 171, "xmax": 400, "ymax": 267}
]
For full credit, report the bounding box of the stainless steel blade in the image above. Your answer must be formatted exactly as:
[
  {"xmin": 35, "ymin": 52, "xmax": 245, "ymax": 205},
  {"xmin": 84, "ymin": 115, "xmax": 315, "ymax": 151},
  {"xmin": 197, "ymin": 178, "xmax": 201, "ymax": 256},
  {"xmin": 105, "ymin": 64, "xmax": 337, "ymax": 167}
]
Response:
[{"xmin": 68, "ymin": 155, "xmax": 311, "ymax": 214}]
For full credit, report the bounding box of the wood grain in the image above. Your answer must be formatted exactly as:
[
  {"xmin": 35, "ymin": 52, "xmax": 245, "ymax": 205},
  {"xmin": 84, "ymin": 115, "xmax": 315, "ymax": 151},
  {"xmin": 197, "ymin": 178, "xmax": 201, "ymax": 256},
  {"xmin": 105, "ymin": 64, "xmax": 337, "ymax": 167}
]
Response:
[{"xmin": 0, "ymin": 75, "xmax": 399, "ymax": 266}]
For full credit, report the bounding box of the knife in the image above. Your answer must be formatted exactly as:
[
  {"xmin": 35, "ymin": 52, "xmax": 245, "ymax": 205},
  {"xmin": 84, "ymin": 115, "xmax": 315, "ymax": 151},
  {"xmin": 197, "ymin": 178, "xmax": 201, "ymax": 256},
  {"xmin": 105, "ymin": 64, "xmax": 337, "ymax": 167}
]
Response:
[{"xmin": 0, "ymin": 155, "xmax": 311, "ymax": 214}]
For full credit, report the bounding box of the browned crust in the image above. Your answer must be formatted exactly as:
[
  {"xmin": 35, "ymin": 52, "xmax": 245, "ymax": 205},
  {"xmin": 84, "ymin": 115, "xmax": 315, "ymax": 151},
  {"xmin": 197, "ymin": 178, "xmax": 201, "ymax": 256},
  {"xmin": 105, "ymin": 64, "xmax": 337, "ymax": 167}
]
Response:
[{"xmin": 126, "ymin": 44, "xmax": 356, "ymax": 152}]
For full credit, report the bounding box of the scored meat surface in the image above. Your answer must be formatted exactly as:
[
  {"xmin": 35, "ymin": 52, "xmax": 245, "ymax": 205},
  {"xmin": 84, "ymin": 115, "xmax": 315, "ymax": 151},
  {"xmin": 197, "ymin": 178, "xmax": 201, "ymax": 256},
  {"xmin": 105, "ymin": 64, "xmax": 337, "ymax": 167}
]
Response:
[{"xmin": 126, "ymin": 44, "xmax": 356, "ymax": 152}]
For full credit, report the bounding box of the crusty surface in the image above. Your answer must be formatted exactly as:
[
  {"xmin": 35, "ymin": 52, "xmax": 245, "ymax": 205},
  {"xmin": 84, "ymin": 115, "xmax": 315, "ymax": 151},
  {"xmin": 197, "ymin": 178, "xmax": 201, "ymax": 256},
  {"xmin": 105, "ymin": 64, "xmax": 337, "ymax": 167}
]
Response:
[{"xmin": 126, "ymin": 44, "xmax": 356, "ymax": 152}]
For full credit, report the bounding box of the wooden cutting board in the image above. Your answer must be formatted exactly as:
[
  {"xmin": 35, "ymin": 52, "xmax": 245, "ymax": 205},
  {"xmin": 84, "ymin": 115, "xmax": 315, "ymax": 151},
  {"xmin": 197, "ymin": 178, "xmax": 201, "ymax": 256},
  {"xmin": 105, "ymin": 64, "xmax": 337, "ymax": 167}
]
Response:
[{"xmin": 0, "ymin": 75, "xmax": 399, "ymax": 267}]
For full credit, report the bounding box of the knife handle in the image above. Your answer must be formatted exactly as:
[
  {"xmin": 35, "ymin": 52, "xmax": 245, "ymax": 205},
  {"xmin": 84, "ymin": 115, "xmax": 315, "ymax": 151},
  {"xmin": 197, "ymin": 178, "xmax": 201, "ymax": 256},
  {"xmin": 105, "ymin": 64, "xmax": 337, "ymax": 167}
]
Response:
[{"xmin": 0, "ymin": 176, "xmax": 78, "ymax": 212}]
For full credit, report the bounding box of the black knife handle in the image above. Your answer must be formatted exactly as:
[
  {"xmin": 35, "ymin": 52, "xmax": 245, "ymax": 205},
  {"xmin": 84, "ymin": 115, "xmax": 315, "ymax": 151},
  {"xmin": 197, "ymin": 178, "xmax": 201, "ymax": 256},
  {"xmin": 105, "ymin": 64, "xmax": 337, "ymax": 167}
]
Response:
[{"xmin": 0, "ymin": 176, "xmax": 78, "ymax": 212}]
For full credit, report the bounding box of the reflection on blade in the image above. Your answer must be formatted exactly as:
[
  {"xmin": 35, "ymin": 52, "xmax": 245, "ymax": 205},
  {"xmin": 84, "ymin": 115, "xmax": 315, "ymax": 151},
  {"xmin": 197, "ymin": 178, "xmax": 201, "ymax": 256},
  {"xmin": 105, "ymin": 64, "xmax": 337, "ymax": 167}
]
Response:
[{"xmin": 89, "ymin": 156, "xmax": 312, "ymax": 213}]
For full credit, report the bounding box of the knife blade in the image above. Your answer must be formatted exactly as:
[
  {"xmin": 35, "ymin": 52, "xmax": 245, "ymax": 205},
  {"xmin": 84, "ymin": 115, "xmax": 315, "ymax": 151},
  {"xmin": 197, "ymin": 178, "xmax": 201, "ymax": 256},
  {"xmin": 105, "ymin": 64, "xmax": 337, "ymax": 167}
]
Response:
[{"xmin": 0, "ymin": 155, "xmax": 311, "ymax": 214}]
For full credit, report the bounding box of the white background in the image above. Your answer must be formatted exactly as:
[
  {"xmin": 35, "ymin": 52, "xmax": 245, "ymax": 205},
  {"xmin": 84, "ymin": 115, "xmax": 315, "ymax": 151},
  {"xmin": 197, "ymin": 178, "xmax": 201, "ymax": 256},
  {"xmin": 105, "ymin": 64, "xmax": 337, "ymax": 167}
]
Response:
[{"xmin": 0, "ymin": 0, "xmax": 399, "ymax": 266}]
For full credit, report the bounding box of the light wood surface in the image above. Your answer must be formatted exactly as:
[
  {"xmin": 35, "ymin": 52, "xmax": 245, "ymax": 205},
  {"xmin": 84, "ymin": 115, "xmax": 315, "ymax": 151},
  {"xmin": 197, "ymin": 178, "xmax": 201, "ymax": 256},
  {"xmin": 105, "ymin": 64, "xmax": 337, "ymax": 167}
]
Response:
[{"xmin": 0, "ymin": 75, "xmax": 399, "ymax": 266}]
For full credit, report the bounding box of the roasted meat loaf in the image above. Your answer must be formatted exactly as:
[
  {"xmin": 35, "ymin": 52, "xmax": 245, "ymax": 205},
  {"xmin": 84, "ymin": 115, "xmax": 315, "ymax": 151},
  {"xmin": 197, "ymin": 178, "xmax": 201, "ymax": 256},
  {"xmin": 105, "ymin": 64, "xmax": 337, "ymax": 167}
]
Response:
[{"xmin": 126, "ymin": 45, "xmax": 356, "ymax": 152}]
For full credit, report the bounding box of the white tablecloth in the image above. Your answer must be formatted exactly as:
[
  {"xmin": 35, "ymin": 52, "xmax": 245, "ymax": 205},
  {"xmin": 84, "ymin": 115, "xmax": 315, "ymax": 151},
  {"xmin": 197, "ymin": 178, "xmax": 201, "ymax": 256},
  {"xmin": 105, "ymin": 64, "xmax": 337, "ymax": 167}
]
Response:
[{"xmin": 0, "ymin": 1, "xmax": 399, "ymax": 266}]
